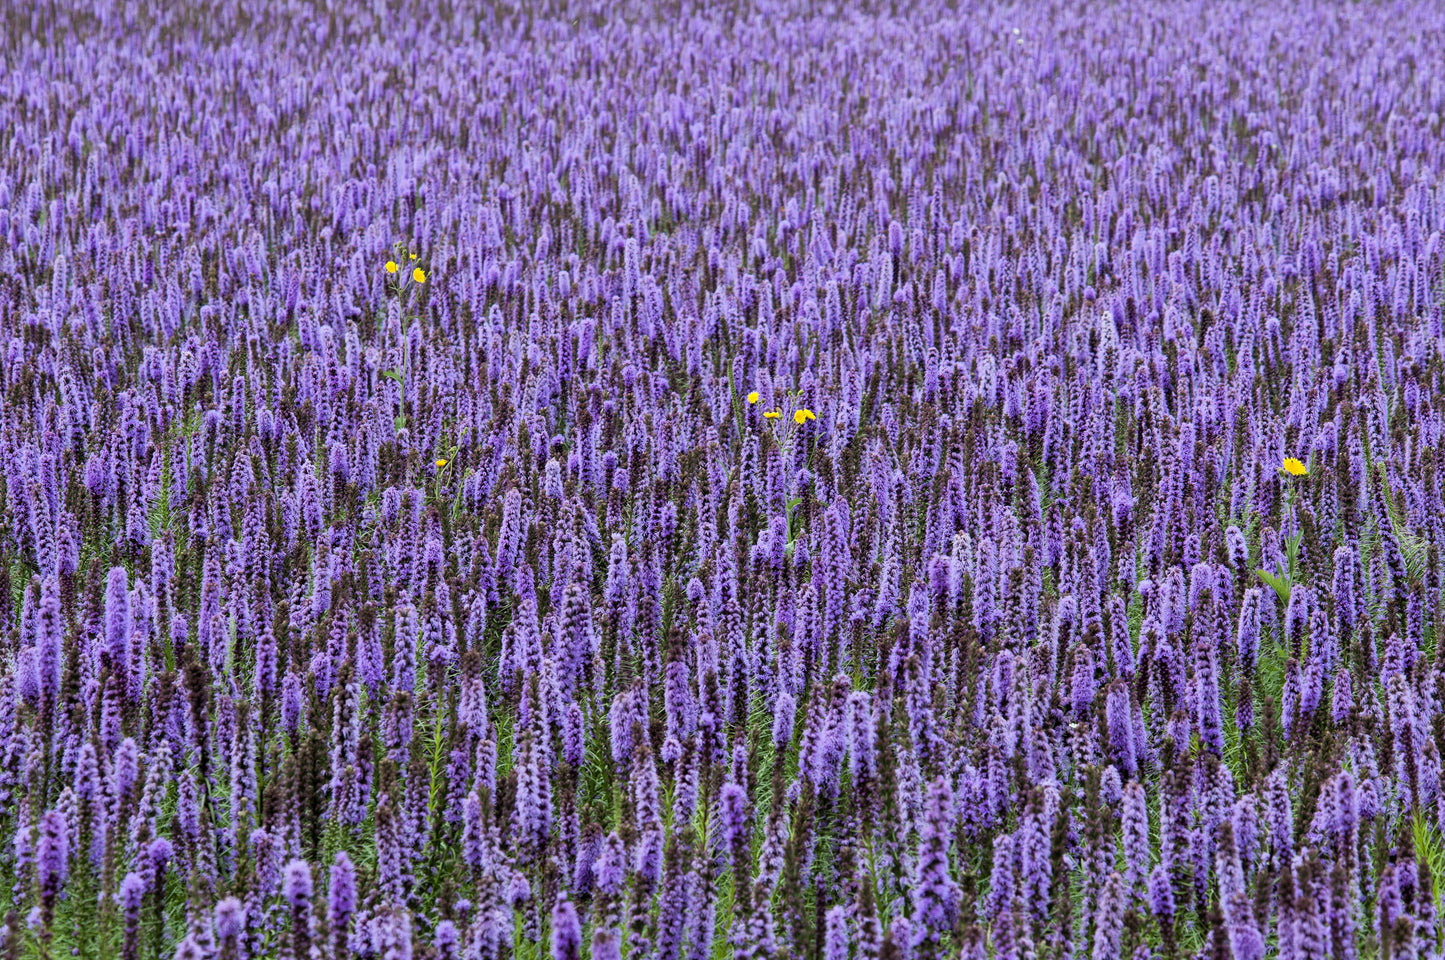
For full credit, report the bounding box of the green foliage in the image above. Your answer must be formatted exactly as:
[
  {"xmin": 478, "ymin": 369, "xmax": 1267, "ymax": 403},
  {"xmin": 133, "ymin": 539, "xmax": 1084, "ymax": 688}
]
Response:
[
  {"xmin": 1415, "ymin": 814, "xmax": 1445, "ymax": 915},
  {"xmin": 1255, "ymin": 567, "xmax": 1291, "ymax": 606}
]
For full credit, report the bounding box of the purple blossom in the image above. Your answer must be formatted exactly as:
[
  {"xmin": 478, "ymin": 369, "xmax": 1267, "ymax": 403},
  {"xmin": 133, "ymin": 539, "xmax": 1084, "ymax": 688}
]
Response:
[
  {"xmin": 329, "ymin": 851, "xmax": 357, "ymax": 958},
  {"xmin": 552, "ymin": 899, "xmax": 582, "ymax": 960},
  {"xmin": 38, "ymin": 810, "xmax": 68, "ymax": 912},
  {"xmin": 0, "ymin": 5, "xmax": 1439, "ymax": 957}
]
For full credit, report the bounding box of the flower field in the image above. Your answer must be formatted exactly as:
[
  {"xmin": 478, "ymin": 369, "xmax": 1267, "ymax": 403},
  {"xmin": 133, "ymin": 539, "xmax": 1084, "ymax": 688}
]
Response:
[{"xmin": 3, "ymin": 1, "xmax": 1445, "ymax": 958}]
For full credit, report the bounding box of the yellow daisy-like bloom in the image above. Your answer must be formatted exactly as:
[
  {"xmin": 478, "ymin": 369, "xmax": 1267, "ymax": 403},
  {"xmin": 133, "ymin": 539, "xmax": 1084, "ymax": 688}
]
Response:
[
  {"xmin": 794, "ymin": 408, "xmax": 816, "ymax": 425},
  {"xmin": 413, "ymin": 267, "xmax": 427, "ymax": 284},
  {"xmin": 1282, "ymin": 457, "xmax": 1308, "ymax": 476},
  {"xmin": 764, "ymin": 410, "xmax": 781, "ymax": 419},
  {"xmin": 410, "ymin": 253, "xmax": 417, "ymax": 260},
  {"xmin": 386, "ymin": 261, "xmax": 398, "ymax": 274},
  {"xmin": 747, "ymin": 391, "xmax": 760, "ymax": 404},
  {"xmin": 435, "ymin": 459, "xmax": 449, "ymax": 468}
]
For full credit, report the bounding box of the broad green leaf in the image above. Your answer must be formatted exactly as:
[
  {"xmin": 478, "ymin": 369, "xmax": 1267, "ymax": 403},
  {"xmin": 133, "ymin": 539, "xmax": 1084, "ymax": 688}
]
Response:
[
  {"xmin": 1255, "ymin": 568, "xmax": 1291, "ymax": 605},
  {"xmin": 785, "ymin": 496, "xmax": 804, "ymax": 542}
]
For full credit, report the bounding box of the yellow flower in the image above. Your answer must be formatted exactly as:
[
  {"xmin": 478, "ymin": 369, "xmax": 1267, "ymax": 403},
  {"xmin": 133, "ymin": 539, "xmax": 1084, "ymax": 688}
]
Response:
[
  {"xmin": 435, "ymin": 459, "xmax": 449, "ymax": 468},
  {"xmin": 747, "ymin": 391, "xmax": 760, "ymax": 404},
  {"xmin": 386, "ymin": 261, "xmax": 398, "ymax": 274},
  {"xmin": 1282, "ymin": 457, "xmax": 1308, "ymax": 477},
  {"xmin": 794, "ymin": 408, "xmax": 816, "ymax": 425},
  {"xmin": 413, "ymin": 267, "xmax": 427, "ymax": 284},
  {"xmin": 764, "ymin": 410, "xmax": 781, "ymax": 419},
  {"xmin": 410, "ymin": 253, "xmax": 417, "ymax": 260}
]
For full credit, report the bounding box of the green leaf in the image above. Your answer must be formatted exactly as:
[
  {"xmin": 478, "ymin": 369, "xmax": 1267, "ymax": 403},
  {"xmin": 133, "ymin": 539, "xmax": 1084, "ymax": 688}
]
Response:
[
  {"xmin": 1414, "ymin": 812, "xmax": 1445, "ymax": 913},
  {"xmin": 395, "ymin": 415, "xmax": 408, "ymax": 430},
  {"xmin": 382, "ymin": 368, "xmax": 404, "ymax": 382},
  {"xmin": 1255, "ymin": 568, "xmax": 1291, "ymax": 605},
  {"xmin": 785, "ymin": 496, "xmax": 804, "ymax": 543}
]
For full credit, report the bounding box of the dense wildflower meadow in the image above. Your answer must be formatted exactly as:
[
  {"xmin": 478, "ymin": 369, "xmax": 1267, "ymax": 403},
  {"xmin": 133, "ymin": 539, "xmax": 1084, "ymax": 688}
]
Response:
[{"xmin": 4, "ymin": 1, "xmax": 1445, "ymax": 958}]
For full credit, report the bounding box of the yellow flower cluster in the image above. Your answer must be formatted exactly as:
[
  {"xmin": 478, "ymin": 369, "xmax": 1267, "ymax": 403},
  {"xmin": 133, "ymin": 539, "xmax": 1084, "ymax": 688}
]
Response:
[
  {"xmin": 745, "ymin": 390, "xmax": 817, "ymax": 426},
  {"xmin": 386, "ymin": 247, "xmax": 426, "ymax": 284},
  {"xmin": 1281, "ymin": 457, "xmax": 1307, "ymax": 476}
]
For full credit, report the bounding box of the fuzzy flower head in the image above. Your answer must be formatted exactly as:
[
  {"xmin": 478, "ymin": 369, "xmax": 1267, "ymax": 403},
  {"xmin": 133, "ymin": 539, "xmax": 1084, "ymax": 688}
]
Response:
[
  {"xmin": 720, "ymin": 783, "xmax": 752, "ymax": 851},
  {"xmin": 386, "ymin": 261, "xmax": 398, "ymax": 274},
  {"xmin": 117, "ymin": 872, "xmax": 146, "ymax": 915},
  {"xmin": 794, "ymin": 408, "xmax": 816, "ymax": 425},
  {"xmin": 747, "ymin": 391, "xmax": 760, "ymax": 404},
  {"xmin": 764, "ymin": 410, "xmax": 782, "ymax": 419},
  {"xmin": 552, "ymin": 899, "xmax": 582, "ymax": 960},
  {"xmin": 282, "ymin": 859, "xmax": 313, "ymax": 909},
  {"xmin": 329, "ymin": 851, "xmax": 357, "ymax": 925},
  {"xmin": 214, "ymin": 897, "xmax": 244, "ymax": 941},
  {"xmin": 38, "ymin": 810, "xmax": 68, "ymax": 894},
  {"xmin": 1281, "ymin": 457, "xmax": 1308, "ymax": 476},
  {"xmin": 413, "ymin": 267, "xmax": 427, "ymax": 284}
]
